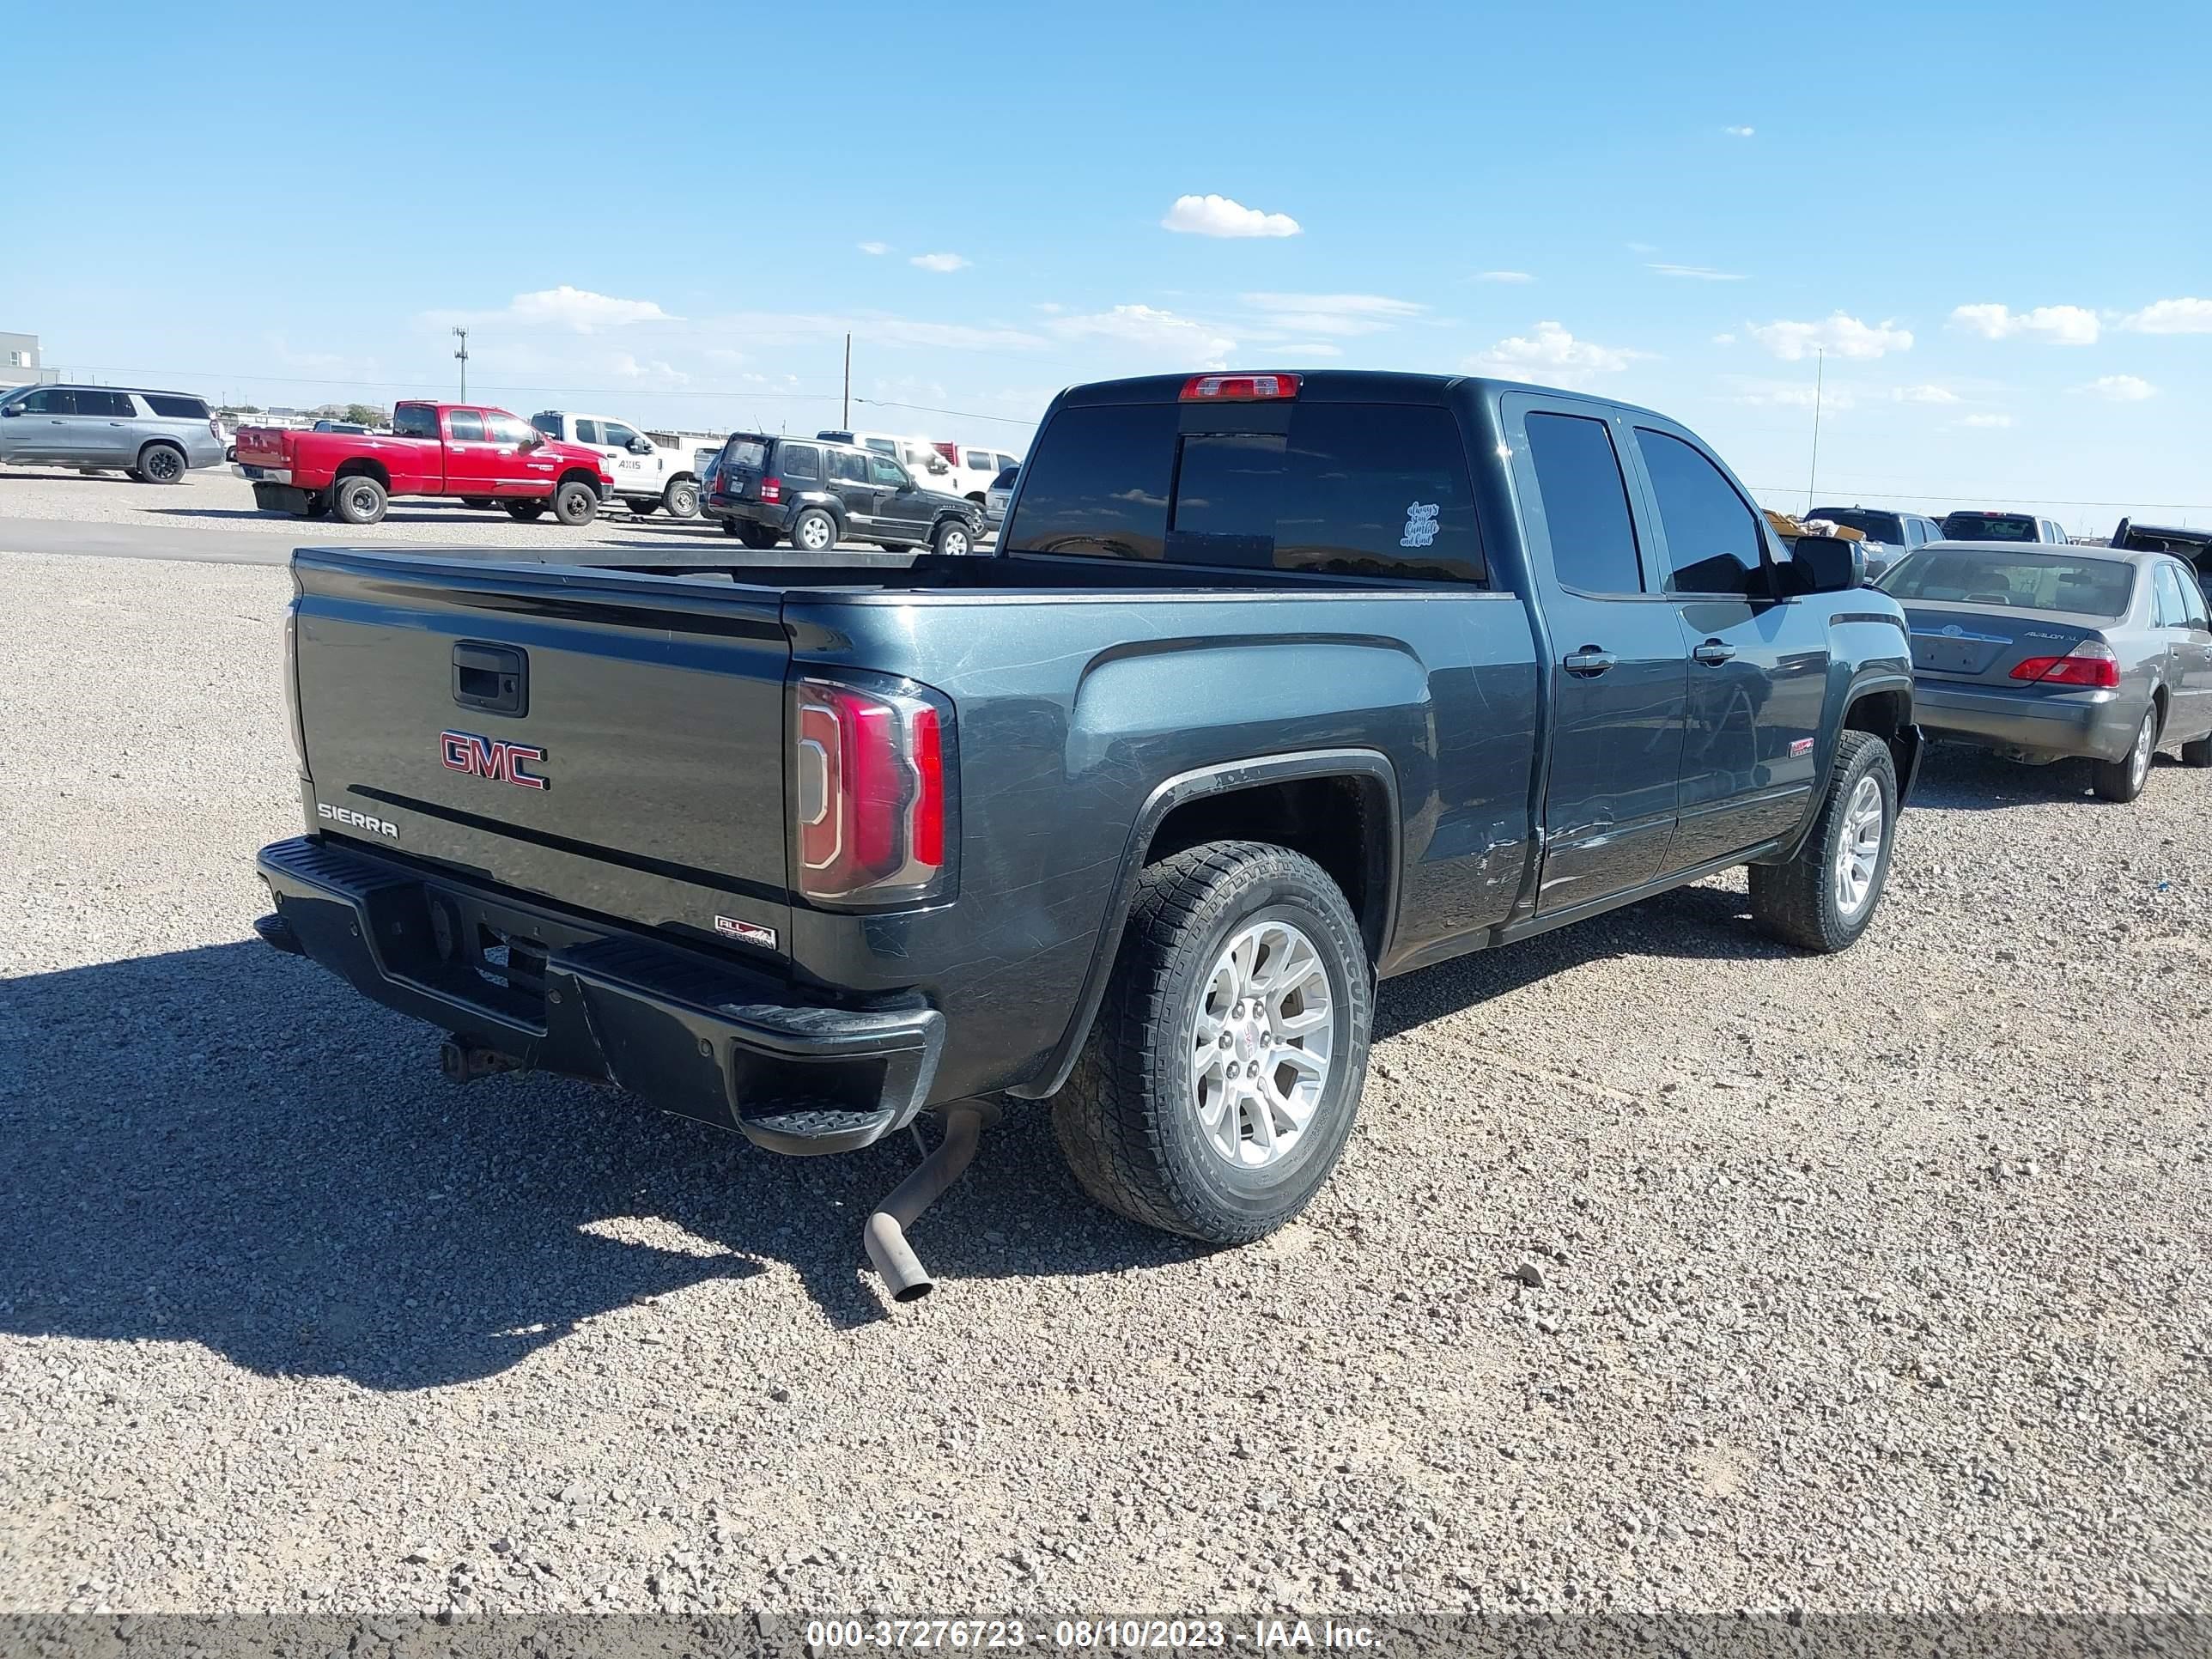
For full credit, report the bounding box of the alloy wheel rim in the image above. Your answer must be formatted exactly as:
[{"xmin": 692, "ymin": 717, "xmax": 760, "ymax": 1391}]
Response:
[
  {"xmin": 801, "ymin": 517, "xmax": 830, "ymax": 549},
  {"xmin": 149, "ymin": 451, "xmax": 179, "ymax": 480},
  {"xmin": 944, "ymin": 530, "xmax": 968, "ymax": 556},
  {"xmin": 1833, "ymin": 774, "xmax": 1885, "ymax": 918},
  {"xmin": 2131, "ymin": 713, "xmax": 2155, "ymax": 787},
  {"xmin": 1189, "ymin": 918, "xmax": 1335, "ymax": 1170}
]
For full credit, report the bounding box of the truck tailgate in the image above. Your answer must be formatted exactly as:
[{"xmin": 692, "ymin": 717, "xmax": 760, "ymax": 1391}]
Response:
[{"xmin": 289, "ymin": 550, "xmax": 792, "ymax": 958}]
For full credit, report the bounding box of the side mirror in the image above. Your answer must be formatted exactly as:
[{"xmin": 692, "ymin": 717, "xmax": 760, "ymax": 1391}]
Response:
[
  {"xmin": 628, "ymin": 437, "xmax": 652, "ymax": 454},
  {"xmin": 927, "ymin": 457, "xmax": 949, "ymax": 473},
  {"xmin": 0, "ymin": 404, "xmax": 19, "ymax": 417},
  {"xmin": 1780, "ymin": 533, "xmax": 1866, "ymax": 595}
]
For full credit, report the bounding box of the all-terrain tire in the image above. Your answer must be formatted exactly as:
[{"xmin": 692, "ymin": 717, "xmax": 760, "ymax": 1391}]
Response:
[
  {"xmin": 504, "ymin": 501, "xmax": 546, "ymax": 522},
  {"xmin": 1748, "ymin": 729, "xmax": 1898, "ymax": 953},
  {"xmin": 664, "ymin": 478, "xmax": 699, "ymax": 518},
  {"xmin": 1052, "ymin": 841, "xmax": 1372, "ymax": 1243},
  {"xmin": 629, "ymin": 498, "xmax": 659, "ymax": 517},
  {"xmin": 553, "ymin": 481, "xmax": 599, "ymax": 526}
]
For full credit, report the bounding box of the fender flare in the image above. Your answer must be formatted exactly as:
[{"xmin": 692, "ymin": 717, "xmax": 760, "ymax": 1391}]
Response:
[{"xmin": 1004, "ymin": 746, "xmax": 1402, "ymax": 1101}]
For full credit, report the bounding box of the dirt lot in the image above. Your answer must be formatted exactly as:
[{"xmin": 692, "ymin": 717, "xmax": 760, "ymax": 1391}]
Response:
[{"xmin": 2, "ymin": 550, "xmax": 2209, "ymax": 1618}]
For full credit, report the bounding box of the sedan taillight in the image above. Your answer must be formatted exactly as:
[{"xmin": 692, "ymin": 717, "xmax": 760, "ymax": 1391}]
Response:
[
  {"xmin": 793, "ymin": 677, "xmax": 952, "ymax": 906},
  {"xmin": 2010, "ymin": 640, "xmax": 2119, "ymax": 690}
]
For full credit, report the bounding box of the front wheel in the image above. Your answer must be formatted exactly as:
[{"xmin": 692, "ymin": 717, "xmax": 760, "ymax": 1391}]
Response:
[
  {"xmin": 1053, "ymin": 842, "xmax": 1372, "ymax": 1243},
  {"xmin": 1748, "ymin": 730, "xmax": 1898, "ymax": 952},
  {"xmin": 2092, "ymin": 705, "xmax": 2160, "ymax": 802},
  {"xmin": 931, "ymin": 520, "xmax": 974, "ymax": 557},
  {"xmin": 664, "ymin": 478, "xmax": 699, "ymax": 518},
  {"xmin": 552, "ymin": 482, "xmax": 599, "ymax": 526},
  {"xmin": 791, "ymin": 507, "xmax": 836, "ymax": 553}
]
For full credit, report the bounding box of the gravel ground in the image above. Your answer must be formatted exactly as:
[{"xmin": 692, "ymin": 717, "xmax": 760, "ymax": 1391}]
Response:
[{"xmin": 3, "ymin": 549, "xmax": 2209, "ymax": 1620}]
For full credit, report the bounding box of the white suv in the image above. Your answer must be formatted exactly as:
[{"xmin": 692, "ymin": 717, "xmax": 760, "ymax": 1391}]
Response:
[{"xmin": 530, "ymin": 410, "xmax": 703, "ymax": 517}]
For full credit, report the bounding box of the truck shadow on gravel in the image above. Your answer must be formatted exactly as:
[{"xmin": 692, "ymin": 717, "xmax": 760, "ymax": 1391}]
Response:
[
  {"xmin": 0, "ymin": 940, "xmax": 1218, "ymax": 1385},
  {"xmin": 1908, "ymin": 742, "xmax": 2175, "ymax": 809}
]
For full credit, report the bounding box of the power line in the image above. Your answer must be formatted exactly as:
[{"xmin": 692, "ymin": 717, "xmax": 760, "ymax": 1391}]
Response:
[
  {"xmin": 854, "ymin": 396, "xmax": 1037, "ymax": 428},
  {"xmin": 1750, "ymin": 484, "xmax": 2211, "ymax": 512}
]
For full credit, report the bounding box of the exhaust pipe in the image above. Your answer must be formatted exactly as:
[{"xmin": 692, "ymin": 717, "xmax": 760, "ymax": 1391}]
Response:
[{"xmin": 863, "ymin": 1103, "xmax": 991, "ymax": 1303}]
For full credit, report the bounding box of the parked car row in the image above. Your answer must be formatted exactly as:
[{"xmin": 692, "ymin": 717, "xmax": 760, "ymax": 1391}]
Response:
[
  {"xmin": 0, "ymin": 383, "xmax": 226, "ymax": 482},
  {"xmin": 700, "ymin": 431, "xmax": 988, "ymax": 555}
]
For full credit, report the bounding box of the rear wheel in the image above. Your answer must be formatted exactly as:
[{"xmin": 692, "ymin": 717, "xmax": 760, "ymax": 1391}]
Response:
[
  {"xmin": 720, "ymin": 517, "xmax": 743, "ymax": 538},
  {"xmin": 1053, "ymin": 842, "xmax": 1372, "ymax": 1243},
  {"xmin": 2180, "ymin": 729, "xmax": 2212, "ymax": 769},
  {"xmin": 739, "ymin": 522, "xmax": 780, "ymax": 550},
  {"xmin": 504, "ymin": 501, "xmax": 546, "ymax": 522},
  {"xmin": 330, "ymin": 474, "xmax": 387, "ymax": 526},
  {"xmin": 2093, "ymin": 705, "xmax": 2160, "ymax": 802},
  {"xmin": 139, "ymin": 443, "xmax": 187, "ymax": 484},
  {"xmin": 552, "ymin": 481, "xmax": 599, "ymax": 526},
  {"xmin": 1748, "ymin": 729, "xmax": 1897, "ymax": 953},
  {"xmin": 664, "ymin": 478, "xmax": 700, "ymax": 518},
  {"xmin": 629, "ymin": 498, "xmax": 659, "ymax": 517},
  {"xmin": 791, "ymin": 507, "xmax": 836, "ymax": 553}
]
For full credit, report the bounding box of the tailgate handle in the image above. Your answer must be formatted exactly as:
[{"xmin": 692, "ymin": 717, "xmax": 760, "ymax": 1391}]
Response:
[{"xmin": 453, "ymin": 641, "xmax": 527, "ymax": 716}]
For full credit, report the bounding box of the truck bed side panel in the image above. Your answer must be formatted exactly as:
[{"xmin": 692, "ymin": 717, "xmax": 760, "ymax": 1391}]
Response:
[{"xmin": 781, "ymin": 588, "xmax": 1541, "ymax": 1102}]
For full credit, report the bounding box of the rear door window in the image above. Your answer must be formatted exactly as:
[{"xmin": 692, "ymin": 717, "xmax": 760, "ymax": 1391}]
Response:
[
  {"xmin": 574, "ymin": 418, "xmax": 602, "ymax": 445},
  {"xmin": 144, "ymin": 393, "xmax": 211, "ymax": 419},
  {"xmin": 779, "ymin": 443, "xmax": 822, "ymax": 482},
  {"xmin": 447, "ymin": 410, "xmax": 486, "ymax": 441},
  {"xmin": 2153, "ymin": 562, "xmax": 2189, "ymax": 626},
  {"xmin": 1634, "ymin": 428, "xmax": 1765, "ymax": 597},
  {"xmin": 1522, "ymin": 412, "xmax": 1643, "ymax": 593}
]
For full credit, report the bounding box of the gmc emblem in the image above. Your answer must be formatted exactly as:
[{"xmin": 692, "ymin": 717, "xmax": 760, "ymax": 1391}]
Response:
[{"xmin": 441, "ymin": 729, "xmax": 548, "ymax": 790}]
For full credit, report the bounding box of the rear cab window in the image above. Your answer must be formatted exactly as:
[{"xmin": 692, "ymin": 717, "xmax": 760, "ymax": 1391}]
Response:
[
  {"xmin": 1941, "ymin": 512, "xmax": 2039, "ymax": 542},
  {"xmin": 1002, "ymin": 399, "xmax": 1485, "ymax": 582},
  {"xmin": 392, "ymin": 404, "xmax": 439, "ymax": 439}
]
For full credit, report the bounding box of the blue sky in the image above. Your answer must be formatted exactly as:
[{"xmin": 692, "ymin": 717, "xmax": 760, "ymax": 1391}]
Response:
[{"xmin": 13, "ymin": 0, "xmax": 2211, "ymax": 529}]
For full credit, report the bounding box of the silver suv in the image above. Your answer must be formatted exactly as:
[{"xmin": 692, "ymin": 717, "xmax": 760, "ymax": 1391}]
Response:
[{"xmin": 0, "ymin": 383, "xmax": 227, "ymax": 483}]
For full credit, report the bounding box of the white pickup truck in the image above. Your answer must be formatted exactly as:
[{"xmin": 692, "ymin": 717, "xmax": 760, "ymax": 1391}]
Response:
[{"xmin": 529, "ymin": 410, "xmax": 704, "ymax": 517}]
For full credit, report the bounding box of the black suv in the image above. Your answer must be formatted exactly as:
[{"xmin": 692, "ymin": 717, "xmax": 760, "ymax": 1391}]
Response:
[{"xmin": 703, "ymin": 432, "xmax": 986, "ymax": 555}]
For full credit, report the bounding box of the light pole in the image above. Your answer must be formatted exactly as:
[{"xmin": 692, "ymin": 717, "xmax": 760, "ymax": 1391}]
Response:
[
  {"xmin": 1805, "ymin": 347, "xmax": 1825, "ymax": 513},
  {"xmin": 453, "ymin": 326, "xmax": 470, "ymax": 401}
]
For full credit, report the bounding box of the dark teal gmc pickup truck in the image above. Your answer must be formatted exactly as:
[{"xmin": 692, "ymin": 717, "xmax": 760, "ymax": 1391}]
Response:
[{"xmin": 256, "ymin": 370, "xmax": 1919, "ymax": 1299}]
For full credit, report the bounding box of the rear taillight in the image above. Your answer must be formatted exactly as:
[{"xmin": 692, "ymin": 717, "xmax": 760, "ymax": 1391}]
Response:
[
  {"xmin": 759, "ymin": 477, "xmax": 782, "ymax": 503},
  {"xmin": 2010, "ymin": 640, "xmax": 2119, "ymax": 689},
  {"xmin": 1181, "ymin": 372, "xmax": 1300, "ymax": 402},
  {"xmin": 793, "ymin": 677, "xmax": 953, "ymax": 905}
]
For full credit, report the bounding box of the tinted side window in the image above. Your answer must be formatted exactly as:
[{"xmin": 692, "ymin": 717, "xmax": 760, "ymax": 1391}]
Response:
[
  {"xmin": 869, "ymin": 454, "xmax": 908, "ymax": 488},
  {"xmin": 144, "ymin": 394, "xmax": 210, "ymax": 419},
  {"xmin": 447, "ymin": 410, "xmax": 486, "ymax": 441},
  {"xmin": 1239, "ymin": 403, "xmax": 1482, "ymax": 581},
  {"xmin": 1000, "ymin": 403, "xmax": 1176, "ymax": 561},
  {"xmin": 827, "ymin": 448, "xmax": 867, "ymax": 484},
  {"xmin": 2185, "ymin": 569, "xmax": 2212, "ymax": 629},
  {"xmin": 572, "ymin": 418, "xmax": 601, "ymax": 444},
  {"xmin": 393, "ymin": 404, "xmax": 438, "ymax": 439},
  {"xmin": 996, "ymin": 453, "xmax": 1018, "ymax": 472},
  {"xmin": 1522, "ymin": 412, "xmax": 1643, "ymax": 594},
  {"xmin": 1636, "ymin": 428, "xmax": 1764, "ymax": 597},
  {"xmin": 81, "ymin": 391, "xmax": 136, "ymax": 417},
  {"xmin": 779, "ymin": 443, "xmax": 822, "ymax": 482},
  {"xmin": 17, "ymin": 388, "xmax": 67, "ymax": 414}
]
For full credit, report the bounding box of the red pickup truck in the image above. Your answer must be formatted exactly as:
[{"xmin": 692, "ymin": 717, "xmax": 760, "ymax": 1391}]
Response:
[{"xmin": 236, "ymin": 401, "xmax": 612, "ymax": 526}]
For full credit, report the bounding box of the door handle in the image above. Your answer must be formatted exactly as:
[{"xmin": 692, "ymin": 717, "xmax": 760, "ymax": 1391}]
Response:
[
  {"xmin": 1693, "ymin": 639, "xmax": 1738, "ymax": 665},
  {"xmin": 1562, "ymin": 646, "xmax": 1616, "ymax": 677}
]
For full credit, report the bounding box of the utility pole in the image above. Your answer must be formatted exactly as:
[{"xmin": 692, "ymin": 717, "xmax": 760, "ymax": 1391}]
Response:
[
  {"xmin": 1805, "ymin": 347, "xmax": 1825, "ymax": 512},
  {"xmin": 842, "ymin": 333, "xmax": 852, "ymax": 429},
  {"xmin": 453, "ymin": 326, "xmax": 470, "ymax": 401}
]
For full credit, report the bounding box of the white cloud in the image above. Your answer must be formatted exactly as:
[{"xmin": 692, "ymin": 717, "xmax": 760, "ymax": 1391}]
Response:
[
  {"xmin": 1476, "ymin": 270, "xmax": 1534, "ymax": 283},
  {"xmin": 1650, "ymin": 263, "xmax": 1747, "ymax": 282},
  {"xmin": 1464, "ymin": 320, "xmax": 1646, "ymax": 387},
  {"xmin": 1271, "ymin": 342, "xmax": 1346, "ymax": 359},
  {"xmin": 1711, "ymin": 332, "xmax": 1737, "ymax": 346},
  {"xmin": 610, "ymin": 354, "xmax": 690, "ymax": 387},
  {"xmin": 1958, "ymin": 413, "xmax": 2014, "ymax": 428},
  {"xmin": 1626, "ymin": 241, "xmax": 1659, "ymax": 255},
  {"xmin": 1893, "ymin": 384, "xmax": 1960, "ymax": 404},
  {"xmin": 1734, "ymin": 380, "xmax": 1856, "ymax": 411},
  {"xmin": 1723, "ymin": 125, "xmax": 1756, "ymax": 137},
  {"xmin": 484, "ymin": 285, "xmax": 678, "ymax": 332},
  {"xmin": 857, "ymin": 240, "xmax": 890, "ymax": 256},
  {"xmin": 1948, "ymin": 302, "xmax": 2099, "ymax": 345},
  {"xmin": 1240, "ymin": 292, "xmax": 1425, "ymax": 337},
  {"xmin": 1048, "ymin": 304, "xmax": 1238, "ymax": 368},
  {"xmin": 2078, "ymin": 374, "xmax": 2158, "ymax": 402},
  {"xmin": 1161, "ymin": 193, "xmax": 1302, "ymax": 239},
  {"xmin": 909, "ymin": 252, "xmax": 970, "ymax": 272},
  {"xmin": 2119, "ymin": 297, "xmax": 2212, "ymax": 334},
  {"xmin": 1747, "ymin": 312, "xmax": 1913, "ymax": 361}
]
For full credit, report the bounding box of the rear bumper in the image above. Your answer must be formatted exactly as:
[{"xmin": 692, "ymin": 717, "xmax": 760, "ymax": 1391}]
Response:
[
  {"xmin": 1913, "ymin": 680, "xmax": 2141, "ymax": 763},
  {"xmin": 702, "ymin": 495, "xmax": 788, "ymax": 530},
  {"xmin": 255, "ymin": 836, "xmax": 944, "ymax": 1155}
]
